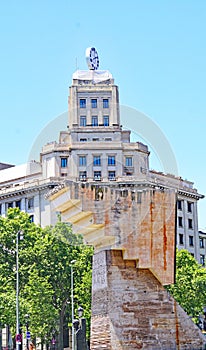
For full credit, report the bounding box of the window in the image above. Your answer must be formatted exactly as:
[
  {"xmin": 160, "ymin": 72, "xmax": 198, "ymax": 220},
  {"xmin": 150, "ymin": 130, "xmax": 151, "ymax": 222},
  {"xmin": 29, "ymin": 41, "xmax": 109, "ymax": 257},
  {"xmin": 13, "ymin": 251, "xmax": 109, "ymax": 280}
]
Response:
[
  {"xmin": 61, "ymin": 158, "xmax": 68, "ymax": 168},
  {"xmin": 92, "ymin": 116, "xmax": 98, "ymax": 126},
  {"xmin": 125, "ymin": 157, "xmax": 133, "ymax": 167},
  {"xmin": 93, "ymin": 156, "xmax": 101, "ymax": 166},
  {"xmin": 189, "ymin": 235, "xmax": 194, "ymax": 246},
  {"xmin": 103, "ymin": 115, "xmax": 109, "ymax": 126},
  {"xmin": 108, "ymin": 171, "xmax": 116, "ymax": 180},
  {"xmin": 200, "ymin": 254, "xmax": 205, "ymax": 266},
  {"xmin": 8, "ymin": 202, "xmax": 13, "ymax": 208},
  {"xmin": 0, "ymin": 204, "xmax": 2, "ymax": 215},
  {"xmin": 188, "ymin": 218, "xmax": 193, "ymax": 229},
  {"xmin": 80, "ymin": 116, "xmax": 87, "ymax": 126},
  {"xmin": 177, "ymin": 200, "xmax": 183, "ymax": 210},
  {"xmin": 179, "ymin": 233, "xmax": 184, "ymax": 245},
  {"xmin": 80, "ymin": 138, "xmax": 87, "ymax": 142},
  {"xmin": 108, "ymin": 156, "xmax": 115, "ymax": 165},
  {"xmin": 29, "ymin": 215, "xmax": 34, "ymax": 223},
  {"xmin": 94, "ymin": 171, "xmax": 101, "ymax": 180},
  {"xmin": 200, "ymin": 237, "xmax": 204, "ymax": 248},
  {"xmin": 92, "ymin": 138, "xmax": 99, "ymax": 141},
  {"xmin": 187, "ymin": 202, "xmax": 193, "ymax": 213},
  {"xmin": 80, "ymin": 99, "xmax": 86, "ymax": 108},
  {"xmin": 103, "ymin": 99, "xmax": 109, "ymax": 108},
  {"xmin": 79, "ymin": 156, "xmax": 86, "ymax": 166},
  {"xmin": 16, "ymin": 200, "xmax": 21, "ymax": 209},
  {"xmin": 28, "ymin": 197, "xmax": 34, "ymax": 209},
  {"xmin": 79, "ymin": 171, "xmax": 87, "ymax": 181},
  {"xmin": 178, "ymin": 217, "xmax": 183, "ymax": 227},
  {"xmin": 61, "ymin": 173, "xmax": 67, "ymax": 177},
  {"xmin": 91, "ymin": 99, "xmax": 97, "ymax": 108},
  {"xmin": 105, "ymin": 138, "xmax": 112, "ymax": 141}
]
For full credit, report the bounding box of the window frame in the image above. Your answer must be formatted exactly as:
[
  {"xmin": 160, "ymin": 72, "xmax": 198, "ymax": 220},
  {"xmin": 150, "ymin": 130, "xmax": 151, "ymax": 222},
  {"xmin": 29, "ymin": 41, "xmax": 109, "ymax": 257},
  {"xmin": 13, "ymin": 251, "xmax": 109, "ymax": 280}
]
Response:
[
  {"xmin": 108, "ymin": 155, "xmax": 116, "ymax": 166},
  {"xmin": 179, "ymin": 233, "xmax": 184, "ymax": 245},
  {"xmin": 200, "ymin": 254, "xmax": 205, "ymax": 266},
  {"xmin": 92, "ymin": 116, "xmax": 98, "ymax": 126},
  {"xmin": 15, "ymin": 200, "xmax": 21, "ymax": 209},
  {"xmin": 79, "ymin": 171, "xmax": 87, "ymax": 180},
  {"xmin": 94, "ymin": 171, "xmax": 102, "ymax": 180},
  {"xmin": 108, "ymin": 170, "xmax": 116, "ymax": 180},
  {"xmin": 93, "ymin": 156, "xmax": 101, "ymax": 166},
  {"xmin": 80, "ymin": 99, "xmax": 86, "ymax": 108},
  {"xmin": 61, "ymin": 158, "xmax": 68, "ymax": 168},
  {"xmin": 79, "ymin": 156, "xmax": 87, "ymax": 167},
  {"xmin": 189, "ymin": 235, "xmax": 194, "ymax": 246},
  {"xmin": 91, "ymin": 99, "xmax": 97, "ymax": 108},
  {"xmin": 103, "ymin": 115, "xmax": 109, "ymax": 126},
  {"xmin": 103, "ymin": 98, "xmax": 109, "ymax": 108},
  {"xmin": 188, "ymin": 218, "xmax": 193, "ymax": 229},
  {"xmin": 28, "ymin": 197, "xmax": 34, "ymax": 210},
  {"xmin": 187, "ymin": 201, "xmax": 193, "ymax": 213},
  {"xmin": 80, "ymin": 116, "xmax": 87, "ymax": 126},
  {"xmin": 177, "ymin": 200, "xmax": 183, "ymax": 210},
  {"xmin": 178, "ymin": 216, "xmax": 183, "ymax": 227},
  {"xmin": 200, "ymin": 237, "xmax": 204, "ymax": 249},
  {"xmin": 125, "ymin": 156, "xmax": 133, "ymax": 167}
]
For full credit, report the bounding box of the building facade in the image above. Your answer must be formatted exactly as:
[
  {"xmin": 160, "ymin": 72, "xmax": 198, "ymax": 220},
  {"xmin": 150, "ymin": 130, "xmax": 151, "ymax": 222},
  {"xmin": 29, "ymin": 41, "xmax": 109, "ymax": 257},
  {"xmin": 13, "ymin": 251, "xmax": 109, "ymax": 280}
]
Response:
[{"xmin": 0, "ymin": 66, "xmax": 204, "ymax": 265}]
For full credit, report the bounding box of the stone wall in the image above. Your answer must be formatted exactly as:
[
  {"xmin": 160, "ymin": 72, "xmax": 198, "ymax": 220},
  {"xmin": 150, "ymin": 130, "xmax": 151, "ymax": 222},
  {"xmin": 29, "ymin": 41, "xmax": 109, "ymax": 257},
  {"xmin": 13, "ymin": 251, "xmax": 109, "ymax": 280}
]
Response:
[{"xmin": 91, "ymin": 250, "xmax": 206, "ymax": 350}]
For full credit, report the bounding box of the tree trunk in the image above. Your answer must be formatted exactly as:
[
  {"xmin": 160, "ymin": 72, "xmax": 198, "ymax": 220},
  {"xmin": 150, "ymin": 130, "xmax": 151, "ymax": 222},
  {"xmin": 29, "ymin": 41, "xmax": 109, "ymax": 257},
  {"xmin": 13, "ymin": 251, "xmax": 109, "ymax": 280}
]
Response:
[{"xmin": 57, "ymin": 300, "xmax": 67, "ymax": 350}]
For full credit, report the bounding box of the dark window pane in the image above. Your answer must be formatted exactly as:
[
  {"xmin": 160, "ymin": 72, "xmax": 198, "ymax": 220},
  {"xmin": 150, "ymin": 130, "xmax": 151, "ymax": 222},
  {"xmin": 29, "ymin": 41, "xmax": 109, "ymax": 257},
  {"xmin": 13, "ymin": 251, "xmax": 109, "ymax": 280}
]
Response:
[
  {"xmin": 80, "ymin": 99, "xmax": 86, "ymax": 108},
  {"xmin": 61, "ymin": 158, "xmax": 68, "ymax": 168}
]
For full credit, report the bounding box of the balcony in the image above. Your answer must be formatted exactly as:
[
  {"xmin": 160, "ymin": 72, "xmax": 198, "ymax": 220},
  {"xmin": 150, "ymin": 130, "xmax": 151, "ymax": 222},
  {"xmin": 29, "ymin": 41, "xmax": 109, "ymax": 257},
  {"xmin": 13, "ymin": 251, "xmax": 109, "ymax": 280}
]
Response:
[
  {"xmin": 108, "ymin": 177, "xmax": 116, "ymax": 181},
  {"xmin": 79, "ymin": 176, "xmax": 87, "ymax": 182},
  {"xmin": 93, "ymin": 176, "xmax": 102, "ymax": 181},
  {"xmin": 124, "ymin": 166, "xmax": 134, "ymax": 174}
]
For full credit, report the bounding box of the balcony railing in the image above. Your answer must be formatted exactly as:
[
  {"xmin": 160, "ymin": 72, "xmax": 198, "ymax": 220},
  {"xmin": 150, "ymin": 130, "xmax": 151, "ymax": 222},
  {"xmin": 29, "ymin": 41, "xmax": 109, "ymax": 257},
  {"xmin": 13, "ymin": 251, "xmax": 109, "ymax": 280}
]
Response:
[
  {"xmin": 93, "ymin": 176, "xmax": 102, "ymax": 181},
  {"xmin": 124, "ymin": 166, "xmax": 134, "ymax": 173}
]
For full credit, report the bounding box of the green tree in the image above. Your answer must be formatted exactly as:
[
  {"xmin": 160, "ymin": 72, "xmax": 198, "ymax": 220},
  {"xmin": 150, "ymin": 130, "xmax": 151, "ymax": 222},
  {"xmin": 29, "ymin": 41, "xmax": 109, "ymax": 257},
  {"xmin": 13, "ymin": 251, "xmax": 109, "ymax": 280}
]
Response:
[
  {"xmin": 167, "ymin": 249, "xmax": 206, "ymax": 322},
  {"xmin": 0, "ymin": 209, "xmax": 93, "ymax": 349}
]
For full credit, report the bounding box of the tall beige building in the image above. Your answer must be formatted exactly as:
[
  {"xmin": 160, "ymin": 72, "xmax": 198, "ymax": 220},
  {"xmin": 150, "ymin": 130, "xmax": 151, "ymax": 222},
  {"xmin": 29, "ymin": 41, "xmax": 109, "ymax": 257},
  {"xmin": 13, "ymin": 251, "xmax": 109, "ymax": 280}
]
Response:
[{"xmin": 0, "ymin": 58, "xmax": 204, "ymax": 265}]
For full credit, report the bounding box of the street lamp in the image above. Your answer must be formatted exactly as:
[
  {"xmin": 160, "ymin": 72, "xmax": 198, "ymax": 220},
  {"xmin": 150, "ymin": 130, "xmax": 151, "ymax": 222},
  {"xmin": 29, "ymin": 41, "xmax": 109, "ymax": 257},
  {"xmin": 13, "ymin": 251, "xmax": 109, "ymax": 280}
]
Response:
[
  {"xmin": 73, "ymin": 307, "xmax": 87, "ymax": 350},
  {"xmin": 16, "ymin": 231, "xmax": 23, "ymax": 350},
  {"xmin": 70, "ymin": 260, "xmax": 76, "ymax": 350},
  {"xmin": 77, "ymin": 307, "xmax": 83, "ymax": 318}
]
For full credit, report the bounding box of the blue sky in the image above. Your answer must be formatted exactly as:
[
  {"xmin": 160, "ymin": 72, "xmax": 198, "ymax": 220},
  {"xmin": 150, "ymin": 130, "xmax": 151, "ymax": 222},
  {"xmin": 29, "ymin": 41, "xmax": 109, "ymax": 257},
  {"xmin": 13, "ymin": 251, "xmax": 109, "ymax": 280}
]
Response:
[{"xmin": 0, "ymin": 1, "xmax": 206, "ymax": 227}]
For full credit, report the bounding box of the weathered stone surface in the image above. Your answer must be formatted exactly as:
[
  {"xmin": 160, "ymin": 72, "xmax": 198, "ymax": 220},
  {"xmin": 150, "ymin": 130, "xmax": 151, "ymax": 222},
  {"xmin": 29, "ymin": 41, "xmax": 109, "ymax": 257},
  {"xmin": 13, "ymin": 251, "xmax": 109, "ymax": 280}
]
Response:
[
  {"xmin": 90, "ymin": 250, "xmax": 206, "ymax": 350},
  {"xmin": 80, "ymin": 186, "xmax": 176, "ymax": 285}
]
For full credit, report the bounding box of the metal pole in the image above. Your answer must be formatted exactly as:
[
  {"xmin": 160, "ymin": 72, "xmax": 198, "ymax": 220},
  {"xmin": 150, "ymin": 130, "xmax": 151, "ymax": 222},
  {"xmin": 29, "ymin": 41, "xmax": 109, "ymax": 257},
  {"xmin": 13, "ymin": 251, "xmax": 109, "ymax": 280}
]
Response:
[
  {"xmin": 25, "ymin": 315, "xmax": 29, "ymax": 350},
  {"xmin": 16, "ymin": 232, "xmax": 20, "ymax": 350},
  {"xmin": 70, "ymin": 260, "xmax": 76, "ymax": 350},
  {"xmin": 71, "ymin": 265, "xmax": 74, "ymax": 350}
]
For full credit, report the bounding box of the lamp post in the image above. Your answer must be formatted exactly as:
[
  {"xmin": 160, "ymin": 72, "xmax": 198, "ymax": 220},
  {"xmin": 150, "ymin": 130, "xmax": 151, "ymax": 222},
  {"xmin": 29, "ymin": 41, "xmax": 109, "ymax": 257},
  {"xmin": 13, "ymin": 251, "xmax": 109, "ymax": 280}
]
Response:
[
  {"xmin": 16, "ymin": 231, "xmax": 23, "ymax": 350},
  {"xmin": 73, "ymin": 307, "xmax": 87, "ymax": 350},
  {"xmin": 70, "ymin": 260, "xmax": 76, "ymax": 350}
]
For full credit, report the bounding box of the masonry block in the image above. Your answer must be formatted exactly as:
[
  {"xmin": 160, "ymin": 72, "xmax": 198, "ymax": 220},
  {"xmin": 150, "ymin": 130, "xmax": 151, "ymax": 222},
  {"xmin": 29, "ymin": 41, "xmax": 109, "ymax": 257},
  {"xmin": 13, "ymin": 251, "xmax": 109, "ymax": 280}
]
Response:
[{"xmin": 90, "ymin": 250, "xmax": 206, "ymax": 350}]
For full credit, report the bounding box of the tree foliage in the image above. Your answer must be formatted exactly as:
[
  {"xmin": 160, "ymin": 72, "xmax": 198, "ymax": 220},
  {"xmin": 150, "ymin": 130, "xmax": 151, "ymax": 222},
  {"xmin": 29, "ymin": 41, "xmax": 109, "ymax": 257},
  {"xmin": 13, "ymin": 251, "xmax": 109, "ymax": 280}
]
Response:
[
  {"xmin": 167, "ymin": 249, "xmax": 206, "ymax": 321},
  {"xmin": 0, "ymin": 208, "xmax": 93, "ymax": 348}
]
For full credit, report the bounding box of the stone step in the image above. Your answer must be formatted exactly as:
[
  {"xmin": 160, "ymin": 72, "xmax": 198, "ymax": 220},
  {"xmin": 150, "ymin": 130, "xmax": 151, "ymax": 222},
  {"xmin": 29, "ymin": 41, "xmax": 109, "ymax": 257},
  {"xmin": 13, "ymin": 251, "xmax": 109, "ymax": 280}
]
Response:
[
  {"xmin": 50, "ymin": 186, "xmax": 71, "ymax": 211},
  {"xmin": 55, "ymin": 199, "xmax": 82, "ymax": 220},
  {"xmin": 65, "ymin": 211, "xmax": 93, "ymax": 233}
]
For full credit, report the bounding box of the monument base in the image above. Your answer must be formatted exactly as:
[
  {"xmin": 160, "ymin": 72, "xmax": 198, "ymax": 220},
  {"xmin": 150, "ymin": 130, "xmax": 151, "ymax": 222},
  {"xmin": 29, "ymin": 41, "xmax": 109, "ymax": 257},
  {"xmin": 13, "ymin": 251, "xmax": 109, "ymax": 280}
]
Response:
[{"xmin": 90, "ymin": 250, "xmax": 206, "ymax": 350}]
